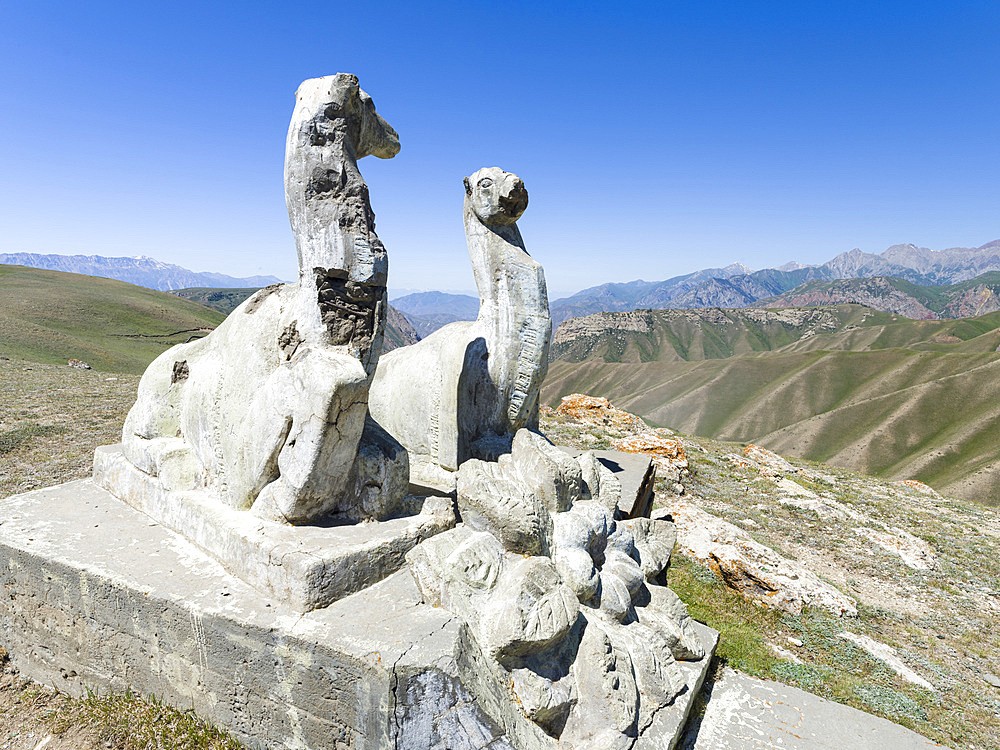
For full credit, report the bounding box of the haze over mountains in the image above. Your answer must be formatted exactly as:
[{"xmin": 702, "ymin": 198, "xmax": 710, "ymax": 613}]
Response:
[
  {"xmin": 551, "ymin": 239, "xmax": 1000, "ymax": 324},
  {"xmin": 370, "ymin": 239, "xmax": 1000, "ymax": 334},
  {"xmin": 390, "ymin": 291, "xmax": 479, "ymax": 337},
  {"xmin": 10, "ymin": 241, "xmax": 1000, "ymax": 336},
  {"xmin": 0, "ymin": 253, "xmax": 282, "ymax": 291}
]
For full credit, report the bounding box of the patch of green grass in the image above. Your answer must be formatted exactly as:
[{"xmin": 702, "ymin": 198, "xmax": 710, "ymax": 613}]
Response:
[
  {"xmin": 0, "ymin": 423, "xmax": 67, "ymax": 454},
  {"xmin": 52, "ymin": 689, "xmax": 246, "ymax": 750},
  {"xmin": 854, "ymin": 684, "xmax": 928, "ymax": 722},
  {"xmin": 771, "ymin": 661, "xmax": 838, "ymax": 690},
  {"xmin": 667, "ymin": 555, "xmax": 781, "ymax": 676}
]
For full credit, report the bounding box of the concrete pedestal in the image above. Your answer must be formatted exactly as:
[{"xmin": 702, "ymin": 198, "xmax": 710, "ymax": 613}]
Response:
[{"xmin": 0, "ymin": 480, "xmax": 716, "ymax": 749}]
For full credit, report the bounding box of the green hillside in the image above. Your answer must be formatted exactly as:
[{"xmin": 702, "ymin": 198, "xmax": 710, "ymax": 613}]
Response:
[
  {"xmin": 170, "ymin": 286, "xmax": 263, "ymax": 315},
  {"xmin": 0, "ymin": 265, "xmax": 225, "ymax": 373},
  {"xmin": 544, "ymin": 304, "xmax": 1000, "ymax": 505}
]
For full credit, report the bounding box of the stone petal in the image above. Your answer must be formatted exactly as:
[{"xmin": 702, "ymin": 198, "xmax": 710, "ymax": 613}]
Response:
[
  {"xmin": 554, "ymin": 546, "xmax": 599, "ymax": 603},
  {"xmin": 637, "ymin": 585, "xmax": 706, "ymax": 661},
  {"xmin": 561, "ymin": 615, "xmax": 638, "ymax": 749},
  {"xmin": 444, "ymin": 531, "xmax": 505, "ymax": 590},
  {"xmin": 598, "ymin": 571, "xmax": 633, "ymax": 621},
  {"xmin": 625, "ymin": 517, "xmax": 676, "ymax": 582},
  {"xmin": 484, "ymin": 556, "xmax": 580, "ymax": 660},
  {"xmin": 603, "ymin": 550, "xmax": 644, "ymax": 598}
]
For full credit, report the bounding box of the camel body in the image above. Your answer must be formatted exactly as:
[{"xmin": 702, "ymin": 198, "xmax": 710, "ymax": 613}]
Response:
[
  {"xmin": 121, "ymin": 74, "xmax": 404, "ymax": 523},
  {"xmin": 370, "ymin": 167, "xmax": 551, "ymax": 483}
]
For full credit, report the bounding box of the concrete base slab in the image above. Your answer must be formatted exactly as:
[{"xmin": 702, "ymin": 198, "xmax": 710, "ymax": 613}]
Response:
[
  {"xmin": 93, "ymin": 445, "xmax": 455, "ymax": 612},
  {"xmin": 0, "ymin": 480, "xmax": 718, "ymax": 750},
  {"xmin": 557, "ymin": 447, "xmax": 656, "ymax": 518},
  {"xmin": 680, "ymin": 668, "xmax": 949, "ymax": 750}
]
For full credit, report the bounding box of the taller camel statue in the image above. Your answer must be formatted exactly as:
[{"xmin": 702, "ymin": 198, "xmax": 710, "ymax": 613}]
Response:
[{"xmin": 119, "ymin": 73, "xmax": 405, "ymax": 524}]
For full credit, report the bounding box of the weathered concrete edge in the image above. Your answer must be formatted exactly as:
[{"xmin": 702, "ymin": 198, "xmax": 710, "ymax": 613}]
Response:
[
  {"xmin": 635, "ymin": 621, "xmax": 720, "ymax": 750},
  {"xmin": 0, "ymin": 480, "xmax": 508, "ymax": 749},
  {"xmin": 93, "ymin": 444, "xmax": 455, "ymax": 611}
]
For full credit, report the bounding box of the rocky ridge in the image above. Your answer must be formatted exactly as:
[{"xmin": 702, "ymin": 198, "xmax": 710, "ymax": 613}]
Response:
[
  {"xmin": 758, "ymin": 273, "xmax": 1000, "ymax": 320},
  {"xmin": 550, "ymin": 240, "xmax": 1000, "ymax": 325}
]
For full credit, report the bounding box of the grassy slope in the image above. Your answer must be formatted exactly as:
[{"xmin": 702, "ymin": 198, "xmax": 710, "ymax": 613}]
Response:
[
  {"xmin": 541, "ymin": 409, "xmax": 1000, "ymax": 749},
  {"xmin": 0, "ymin": 265, "xmax": 225, "ymax": 373},
  {"xmin": 544, "ymin": 304, "xmax": 1000, "ymax": 504}
]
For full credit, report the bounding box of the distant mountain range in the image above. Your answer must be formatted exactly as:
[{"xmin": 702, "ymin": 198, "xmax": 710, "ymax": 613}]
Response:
[
  {"xmin": 550, "ymin": 240, "xmax": 1000, "ymax": 324},
  {"xmin": 0, "ymin": 253, "xmax": 282, "ymax": 292},
  {"xmin": 756, "ymin": 272, "xmax": 1000, "ymax": 320},
  {"xmin": 391, "ymin": 291, "xmax": 479, "ymax": 337}
]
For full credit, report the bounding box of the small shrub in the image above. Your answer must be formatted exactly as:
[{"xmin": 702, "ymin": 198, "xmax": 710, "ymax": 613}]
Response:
[{"xmin": 855, "ymin": 684, "xmax": 928, "ymax": 722}]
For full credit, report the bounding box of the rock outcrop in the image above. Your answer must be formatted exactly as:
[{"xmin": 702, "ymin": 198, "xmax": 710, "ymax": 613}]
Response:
[{"xmin": 659, "ymin": 501, "xmax": 858, "ymax": 617}]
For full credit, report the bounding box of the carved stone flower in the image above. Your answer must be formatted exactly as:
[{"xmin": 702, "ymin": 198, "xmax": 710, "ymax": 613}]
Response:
[{"xmin": 552, "ymin": 500, "xmax": 643, "ymax": 621}]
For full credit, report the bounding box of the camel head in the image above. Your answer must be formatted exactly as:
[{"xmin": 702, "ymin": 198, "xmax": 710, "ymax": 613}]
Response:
[
  {"xmin": 464, "ymin": 167, "xmax": 528, "ymax": 226},
  {"xmin": 291, "ymin": 73, "xmax": 400, "ymax": 161}
]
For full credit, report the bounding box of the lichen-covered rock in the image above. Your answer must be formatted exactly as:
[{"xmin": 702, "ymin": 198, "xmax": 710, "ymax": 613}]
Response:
[
  {"xmin": 663, "ymin": 501, "xmax": 857, "ymax": 617},
  {"xmin": 612, "ymin": 433, "xmax": 688, "ymax": 484},
  {"xmin": 556, "ymin": 394, "xmax": 648, "ymax": 434}
]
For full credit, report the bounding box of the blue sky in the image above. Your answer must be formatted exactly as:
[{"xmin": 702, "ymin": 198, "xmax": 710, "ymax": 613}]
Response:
[{"xmin": 2, "ymin": 1, "xmax": 998, "ymax": 299}]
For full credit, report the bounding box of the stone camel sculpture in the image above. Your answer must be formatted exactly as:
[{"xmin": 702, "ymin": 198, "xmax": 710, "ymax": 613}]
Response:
[
  {"xmin": 368, "ymin": 167, "xmax": 552, "ymax": 486},
  {"xmin": 120, "ymin": 73, "xmax": 406, "ymax": 524}
]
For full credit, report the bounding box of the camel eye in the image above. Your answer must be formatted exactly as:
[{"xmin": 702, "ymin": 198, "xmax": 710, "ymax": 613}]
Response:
[{"xmin": 478, "ymin": 178, "xmax": 493, "ymax": 188}]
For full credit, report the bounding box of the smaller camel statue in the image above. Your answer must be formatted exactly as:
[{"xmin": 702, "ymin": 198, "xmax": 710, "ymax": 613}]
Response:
[
  {"xmin": 369, "ymin": 167, "xmax": 552, "ymax": 487},
  {"xmin": 119, "ymin": 73, "xmax": 406, "ymax": 524}
]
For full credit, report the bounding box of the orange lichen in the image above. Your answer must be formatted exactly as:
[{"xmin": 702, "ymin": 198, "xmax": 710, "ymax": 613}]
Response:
[
  {"xmin": 555, "ymin": 394, "xmax": 648, "ymax": 433},
  {"xmin": 612, "ymin": 433, "xmax": 687, "ymax": 462}
]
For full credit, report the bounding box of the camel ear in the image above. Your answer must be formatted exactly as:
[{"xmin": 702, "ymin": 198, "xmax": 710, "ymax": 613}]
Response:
[{"xmin": 464, "ymin": 176, "xmax": 472, "ymax": 196}]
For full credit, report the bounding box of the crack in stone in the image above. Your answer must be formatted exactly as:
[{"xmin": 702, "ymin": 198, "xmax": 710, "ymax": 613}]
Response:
[{"xmin": 389, "ymin": 614, "xmax": 458, "ymax": 750}]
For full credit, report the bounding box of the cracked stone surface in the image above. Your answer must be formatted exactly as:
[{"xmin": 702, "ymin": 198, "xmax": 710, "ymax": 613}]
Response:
[{"xmin": 120, "ymin": 73, "xmax": 402, "ymax": 525}]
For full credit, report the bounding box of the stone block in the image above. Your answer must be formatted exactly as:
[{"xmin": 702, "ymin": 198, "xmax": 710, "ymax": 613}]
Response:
[
  {"xmin": 558, "ymin": 447, "xmax": 656, "ymax": 518},
  {"xmin": 93, "ymin": 445, "xmax": 455, "ymax": 612}
]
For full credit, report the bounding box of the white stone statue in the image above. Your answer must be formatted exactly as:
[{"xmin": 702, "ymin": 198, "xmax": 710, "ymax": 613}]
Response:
[
  {"xmin": 119, "ymin": 73, "xmax": 407, "ymax": 524},
  {"xmin": 369, "ymin": 167, "xmax": 552, "ymax": 487}
]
